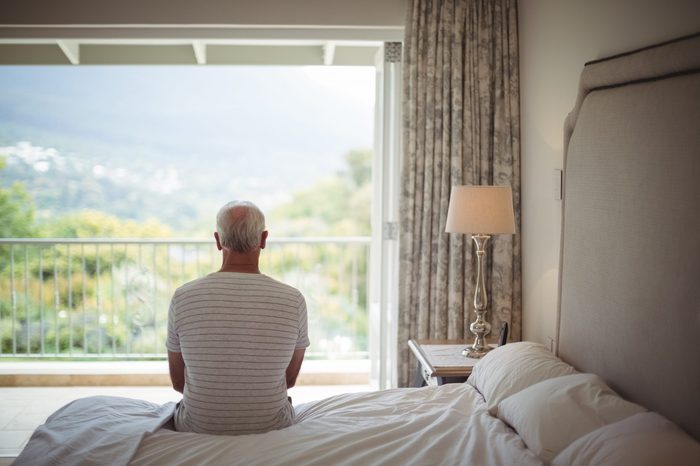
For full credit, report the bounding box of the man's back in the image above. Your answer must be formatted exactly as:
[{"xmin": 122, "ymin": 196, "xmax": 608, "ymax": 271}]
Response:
[{"xmin": 166, "ymin": 271, "xmax": 309, "ymax": 435}]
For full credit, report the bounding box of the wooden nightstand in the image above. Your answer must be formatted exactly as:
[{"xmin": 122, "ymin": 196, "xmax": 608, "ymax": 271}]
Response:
[{"xmin": 408, "ymin": 339, "xmax": 497, "ymax": 387}]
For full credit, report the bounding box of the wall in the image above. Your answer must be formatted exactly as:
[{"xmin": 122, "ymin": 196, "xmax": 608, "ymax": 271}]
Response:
[{"xmin": 518, "ymin": 0, "xmax": 700, "ymax": 346}]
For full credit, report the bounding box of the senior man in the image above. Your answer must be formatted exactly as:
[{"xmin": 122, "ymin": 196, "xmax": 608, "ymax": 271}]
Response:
[{"xmin": 166, "ymin": 200, "xmax": 309, "ymax": 435}]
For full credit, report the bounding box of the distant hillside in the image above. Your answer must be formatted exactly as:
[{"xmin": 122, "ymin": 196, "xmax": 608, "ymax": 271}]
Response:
[
  {"xmin": 0, "ymin": 141, "xmax": 205, "ymax": 231},
  {"xmin": 0, "ymin": 66, "xmax": 375, "ymax": 234}
]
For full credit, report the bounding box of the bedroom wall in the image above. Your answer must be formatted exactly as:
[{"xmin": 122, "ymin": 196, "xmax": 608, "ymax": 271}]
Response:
[{"xmin": 518, "ymin": 0, "xmax": 700, "ymax": 346}]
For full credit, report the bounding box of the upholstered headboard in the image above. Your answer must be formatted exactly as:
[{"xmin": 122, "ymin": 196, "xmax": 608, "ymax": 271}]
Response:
[{"xmin": 557, "ymin": 33, "xmax": 700, "ymax": 440}]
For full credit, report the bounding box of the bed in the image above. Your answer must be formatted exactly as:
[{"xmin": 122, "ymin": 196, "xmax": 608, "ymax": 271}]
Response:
[{"xmin": 13, "ymin": 33, "xmax": 700, "ymax": 466}]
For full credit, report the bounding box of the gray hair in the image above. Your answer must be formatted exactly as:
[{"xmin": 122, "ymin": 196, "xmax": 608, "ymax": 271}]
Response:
[{"xmin": 216, "ymin": 201, "xmax": 266, "ymax": 253}]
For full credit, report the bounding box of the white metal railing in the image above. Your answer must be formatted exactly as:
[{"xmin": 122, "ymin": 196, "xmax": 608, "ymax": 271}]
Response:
[{"xmin": 0, "ymin": 237, "xmax": 370, "ymax": 360}]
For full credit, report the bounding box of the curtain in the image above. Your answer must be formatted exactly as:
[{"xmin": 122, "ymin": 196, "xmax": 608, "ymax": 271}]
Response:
[{"xmin": 398, "ymin": 0, "xmax": 521, "ymax": 387}]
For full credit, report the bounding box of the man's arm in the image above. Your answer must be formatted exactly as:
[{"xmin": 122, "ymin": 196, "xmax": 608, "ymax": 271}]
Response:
[
  {"xmin": 168, "ymin": 350, "xmax": 186, "ymax": 393},
  {"xmin": 286, "ymin": 347, "xmax": 305, "ymax": 389}
]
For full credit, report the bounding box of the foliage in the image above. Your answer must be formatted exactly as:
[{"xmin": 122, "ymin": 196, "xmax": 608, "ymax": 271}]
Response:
[
  {"xmin": 40, "ymin": 210, "xmax": 171, "ymax": 238},
  {"xmin": 269, "ymin": 149, "xmax": 372, "ymax": 236},
  {"xmin": 0, "ymin": 156, "xmax": 36, "ymax": 238}
]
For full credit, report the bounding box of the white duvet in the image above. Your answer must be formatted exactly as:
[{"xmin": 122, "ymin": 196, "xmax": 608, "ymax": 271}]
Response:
[{"xmin": 16, "ymin": 383, "xmax": 543, "ymax": 466}]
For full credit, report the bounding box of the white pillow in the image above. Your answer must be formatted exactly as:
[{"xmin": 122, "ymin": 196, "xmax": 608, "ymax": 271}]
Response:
[
  {"xmin": 467, "ymin": 341, "xmax": 575, "ymax": 414},
  {"xmin": 552, "ymin": 412, "xmax": 700, "ymax": 466},
  {"xmin": 497, "ymin": 373, "xmax": 647, "ymax": 463}
]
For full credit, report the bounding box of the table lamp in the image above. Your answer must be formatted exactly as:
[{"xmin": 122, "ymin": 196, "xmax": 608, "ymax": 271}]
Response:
[{"xmin": 445, "ymin": 185, "xmax": 516, "ymax": 358}]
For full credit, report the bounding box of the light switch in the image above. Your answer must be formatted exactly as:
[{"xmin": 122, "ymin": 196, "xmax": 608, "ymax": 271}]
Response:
[{"xmin": 553, "ymin": 169, "xmax": 563, "ymax": 200}]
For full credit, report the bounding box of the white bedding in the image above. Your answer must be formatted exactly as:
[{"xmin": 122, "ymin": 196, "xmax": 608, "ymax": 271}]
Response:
[
  {"xmin": 15, "ymin": 384, "xmax": 544, "ymax": 466},
  {"xmin": 132, "ymin": 384, "xmax": 543, "ymax": 466}
]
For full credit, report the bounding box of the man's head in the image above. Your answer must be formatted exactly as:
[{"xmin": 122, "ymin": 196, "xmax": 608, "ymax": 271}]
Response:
[{"xmin": 215, "ymin": 201, "xmax": 266, "ymax": 253}]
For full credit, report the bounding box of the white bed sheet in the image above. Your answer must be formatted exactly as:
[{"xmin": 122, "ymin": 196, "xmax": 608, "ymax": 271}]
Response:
[
  {"xmin": 14, "ymin": 383, "xmax": 543, "ymax": 466},
  {"xmin": 131, "ymin": 384, "xmax": 543, "ymax": 466}
]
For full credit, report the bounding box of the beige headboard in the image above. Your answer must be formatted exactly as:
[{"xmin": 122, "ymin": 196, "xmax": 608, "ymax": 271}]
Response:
[{"xmin": 557, "ymin": 33, "xmax": 700, "ymax": 440}]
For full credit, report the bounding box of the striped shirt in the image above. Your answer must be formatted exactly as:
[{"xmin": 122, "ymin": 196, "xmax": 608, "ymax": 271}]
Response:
[{"xmin": 166, "ymin": 271, "xmax": 309, "ymax": 436}]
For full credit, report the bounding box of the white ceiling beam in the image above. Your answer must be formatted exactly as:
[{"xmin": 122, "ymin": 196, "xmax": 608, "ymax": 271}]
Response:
[
  {"xmin": 0, "ymin": 38, "xmax": 382, "ymax": 66},
  {"xmin": 56, "ymin": 39, "xmax": 80, "ymax": 64},
  {"xmin": 0, "ymin": 26, "xmax": 403, "ymax": 42},
  {"xmin": 192, "ymin": 40, "xmax": 206, "ymax": 64},
  {"xmin": 322, "ymin": 41, "xmax": 335, "ymax": 65}
]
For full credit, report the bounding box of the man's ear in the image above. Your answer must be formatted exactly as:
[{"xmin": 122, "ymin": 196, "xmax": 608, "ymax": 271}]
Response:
[
  {"xmin": 260, "ymin": 230, "xmax": 269, "ymax": 249},
  {"xmin": 214, "ymin": 232, "xmax": 223, "ymax": 251}
]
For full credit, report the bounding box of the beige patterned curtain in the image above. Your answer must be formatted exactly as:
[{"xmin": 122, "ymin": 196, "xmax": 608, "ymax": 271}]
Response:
[{"xmin": 398, "ymin": 0, "xmax": 521, "ymax": 387}]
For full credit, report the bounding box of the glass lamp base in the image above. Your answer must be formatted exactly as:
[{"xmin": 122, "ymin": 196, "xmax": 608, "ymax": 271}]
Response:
[{"xmin": 462, "ymin": 344, "xmax": 493, "ymax": 358}]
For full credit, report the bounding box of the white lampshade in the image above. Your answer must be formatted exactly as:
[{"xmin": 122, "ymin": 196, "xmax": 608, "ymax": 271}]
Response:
[{"xmin": 445, "ymin": 185, "xmax": 516, "ymax": 235}]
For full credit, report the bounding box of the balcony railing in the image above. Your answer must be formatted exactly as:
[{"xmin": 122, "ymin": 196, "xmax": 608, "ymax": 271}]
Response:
[{"xmin": 0, "ymin": 237, "xmax": 370, "ymax": 360}]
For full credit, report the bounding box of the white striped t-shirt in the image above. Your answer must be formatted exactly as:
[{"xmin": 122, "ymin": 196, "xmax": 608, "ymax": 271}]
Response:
[{"xmin": 166, "ymin": 271, "xmax": 309, "ymax": 436}]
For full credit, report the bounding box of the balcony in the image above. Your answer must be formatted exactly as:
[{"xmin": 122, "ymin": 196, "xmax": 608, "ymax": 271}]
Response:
[{"xmin": 0, "ymin": 237, "xmax": 371, "ymax": 384}]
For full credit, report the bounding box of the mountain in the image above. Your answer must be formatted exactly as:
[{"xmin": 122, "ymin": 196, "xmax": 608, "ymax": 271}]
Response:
[{"xmin": 0, "ymin": 65, "xmax": 375, "ymax": 233}]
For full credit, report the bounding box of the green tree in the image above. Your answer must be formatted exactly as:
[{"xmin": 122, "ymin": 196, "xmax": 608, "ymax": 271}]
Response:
[
  {"xmin": 345, "ymin": 149, "xmax": 372, "ymax": 187},
  {"xmin": 0, "ymin": 156, "xmax": 36, "ymax": 238},
  {"xmin": 40, "ymin": 210, "xmax": 171, "ymax": 238},
  {"xmin": 269, "ymin": 149, "xmax": 372, "ymax": 236}
]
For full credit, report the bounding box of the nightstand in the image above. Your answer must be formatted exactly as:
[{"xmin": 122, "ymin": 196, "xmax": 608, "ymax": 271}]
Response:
[{"xmin": 408, "ymin": 339, "xmax": 497, "ymax": 387}]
